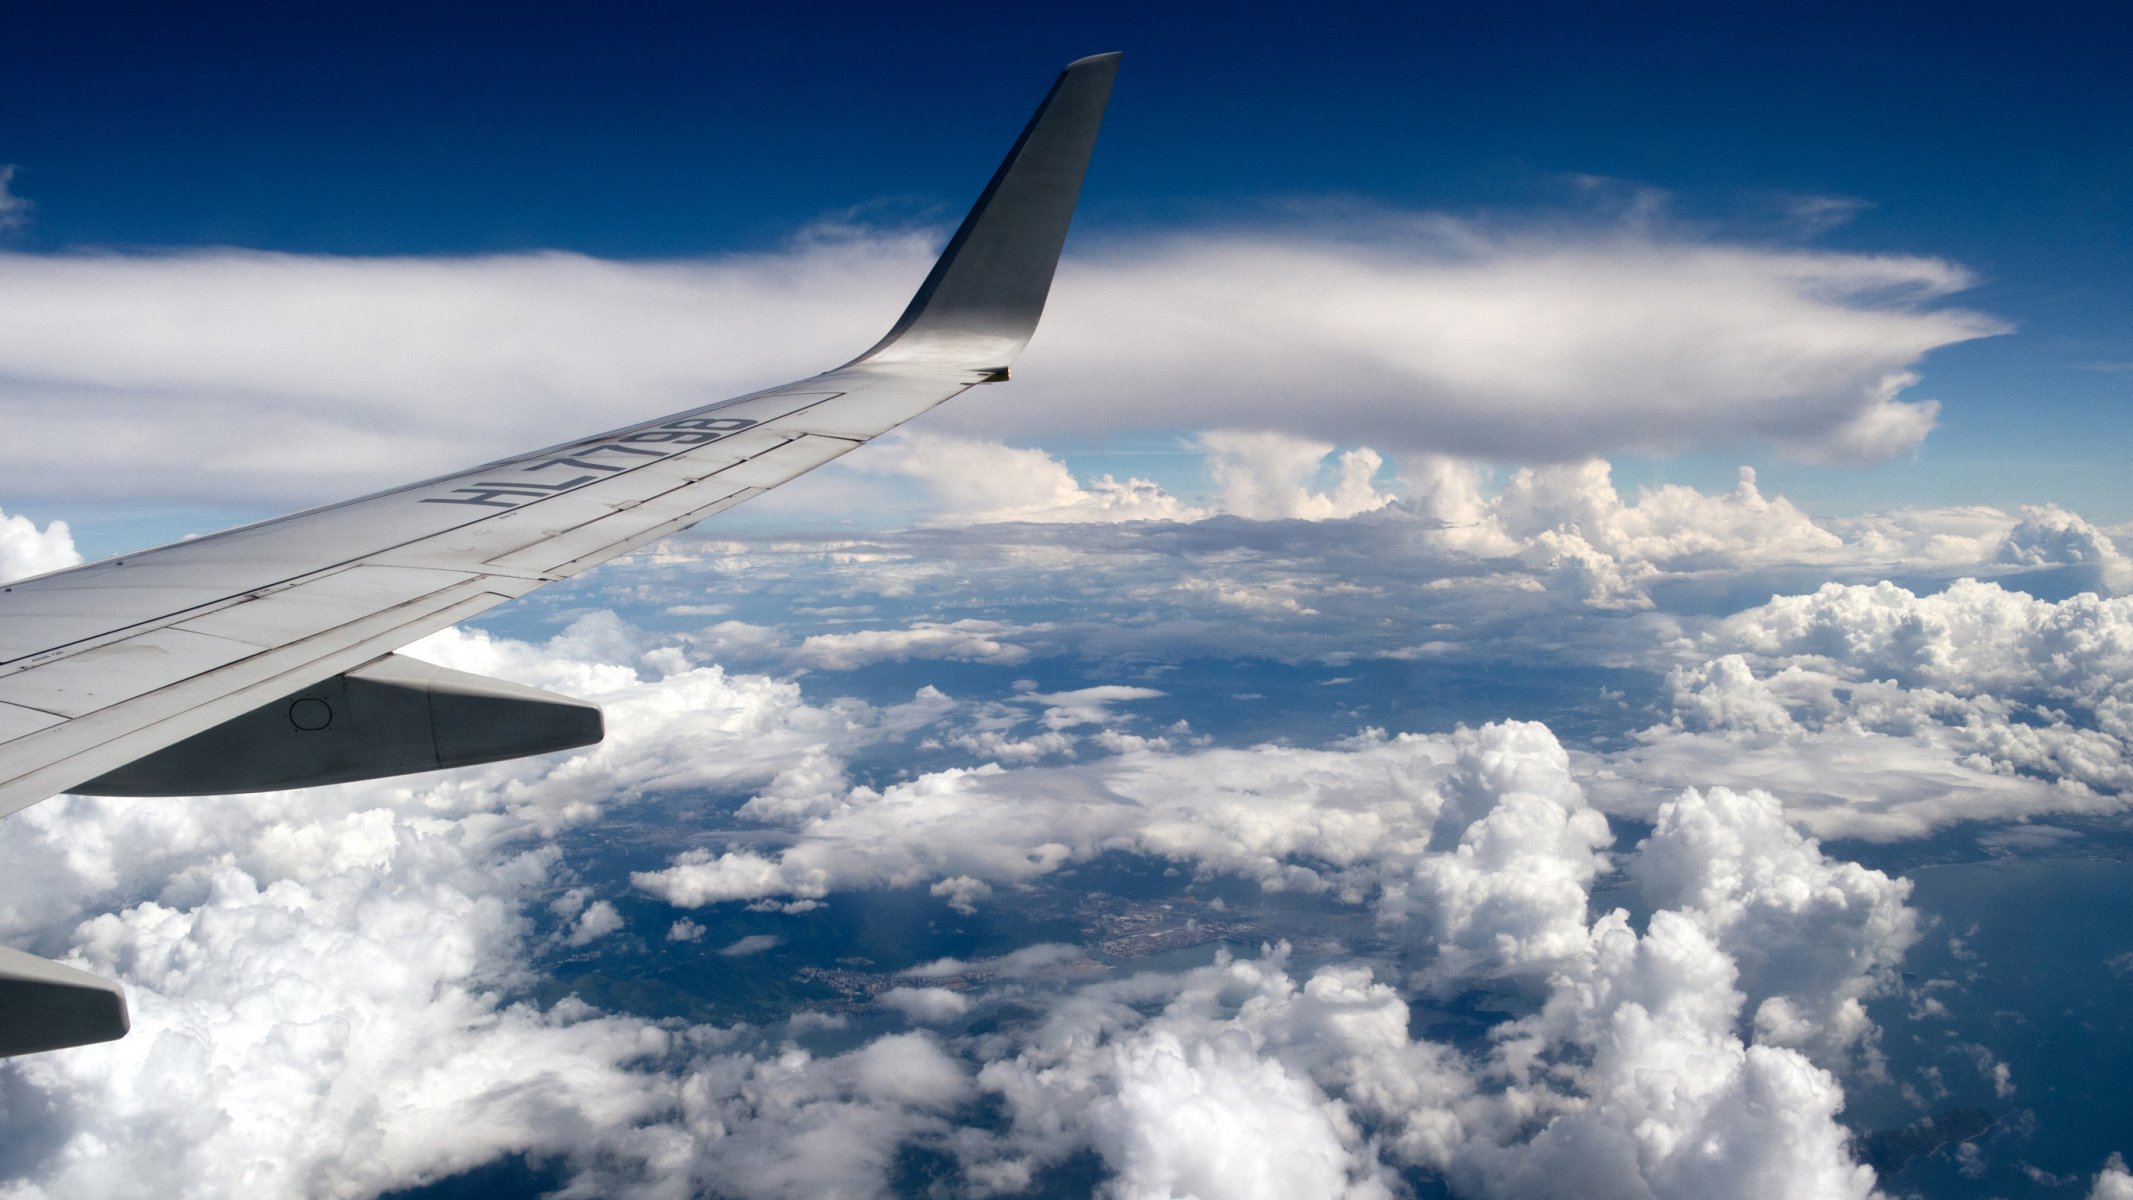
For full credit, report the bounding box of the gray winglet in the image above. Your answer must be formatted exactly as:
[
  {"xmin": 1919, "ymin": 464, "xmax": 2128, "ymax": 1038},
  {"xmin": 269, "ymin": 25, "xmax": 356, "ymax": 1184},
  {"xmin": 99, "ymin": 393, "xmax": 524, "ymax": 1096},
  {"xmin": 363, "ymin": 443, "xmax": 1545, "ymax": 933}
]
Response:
[{"xmin": 848, "ymin": 52, "xmax": 1120, "ymax": 374}]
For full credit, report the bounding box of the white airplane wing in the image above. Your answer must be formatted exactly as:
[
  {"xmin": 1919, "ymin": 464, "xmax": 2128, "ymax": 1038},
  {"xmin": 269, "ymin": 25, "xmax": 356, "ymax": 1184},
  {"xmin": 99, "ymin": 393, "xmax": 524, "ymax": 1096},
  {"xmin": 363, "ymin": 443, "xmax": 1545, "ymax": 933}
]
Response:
[{"xmin": 0, "ymin": 52, "xmax": 1119, "ymax": 1055}]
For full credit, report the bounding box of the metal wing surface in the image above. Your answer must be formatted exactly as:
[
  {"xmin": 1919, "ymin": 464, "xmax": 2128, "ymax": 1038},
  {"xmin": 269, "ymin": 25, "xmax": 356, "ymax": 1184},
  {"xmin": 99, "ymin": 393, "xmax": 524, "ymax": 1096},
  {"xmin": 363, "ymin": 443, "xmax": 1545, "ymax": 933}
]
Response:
[{"xmin": 0, "ymin": 52, "xmax": 1119, "ymax": 823}]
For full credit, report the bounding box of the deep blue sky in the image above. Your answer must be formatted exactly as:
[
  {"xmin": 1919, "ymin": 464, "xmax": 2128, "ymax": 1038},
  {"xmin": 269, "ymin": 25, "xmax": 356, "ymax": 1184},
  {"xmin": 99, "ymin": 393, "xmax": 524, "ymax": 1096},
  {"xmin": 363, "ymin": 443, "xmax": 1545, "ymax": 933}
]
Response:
[{"xmin": 4, "ymin": 1, "xmax": 2130, "ymax": 518}]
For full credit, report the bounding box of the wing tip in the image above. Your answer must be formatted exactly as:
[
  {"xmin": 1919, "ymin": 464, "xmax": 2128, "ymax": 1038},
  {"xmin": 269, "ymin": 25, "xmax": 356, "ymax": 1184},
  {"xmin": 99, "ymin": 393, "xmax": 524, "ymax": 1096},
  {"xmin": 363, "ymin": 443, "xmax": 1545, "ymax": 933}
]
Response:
[{"xmin": 843, "ymin": 52, "xmax": 1119, "ymax": 375}]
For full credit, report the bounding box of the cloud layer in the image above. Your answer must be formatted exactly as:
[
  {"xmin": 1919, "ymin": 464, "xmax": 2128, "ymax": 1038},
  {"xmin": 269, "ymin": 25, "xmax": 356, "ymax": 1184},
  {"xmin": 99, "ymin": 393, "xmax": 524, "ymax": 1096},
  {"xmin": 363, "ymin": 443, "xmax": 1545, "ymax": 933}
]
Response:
[{"xmin": 0, "ymin": 211, "xmax": 1999, "ymax": 507}]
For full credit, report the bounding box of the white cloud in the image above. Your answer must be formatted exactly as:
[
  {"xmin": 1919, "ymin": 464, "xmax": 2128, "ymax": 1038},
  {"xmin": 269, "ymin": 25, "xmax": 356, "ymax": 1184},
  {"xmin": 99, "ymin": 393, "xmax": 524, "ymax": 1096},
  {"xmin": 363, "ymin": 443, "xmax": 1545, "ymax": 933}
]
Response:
[
  {"xmin": 1397, "ymin": 722, "xmax": 1613, "ymax": 990},
  {"xmin": 848, "ymin": 431, "xmax": 1200, "ymax": 524},
  {"xmin": 4, "ymin": 843, "xmax": 678, "ymax": 1200},
  {"xmin": 630, "ymin": 726, "xmax": 1477, "ymax": 910},
  {"xmin": 1013, "ymin": 685, "xmax": 1166, "ymax": 731},
  {"xmin": 1591, "ymin": 579, "xmax": 2133, "ymax": 837},
  {"xmin": 0, "ymin": 616, "xmax": 987, "ymax": 1199},
  {"xmin": 0, "ymin": 213, "xmax": 1999, "ymax": 508},
  {"xmin": 642, "ymin": 1032, "xmax": 976, "ymax": 1199},
  {"xmin": 1086, "ymin": 1027, "xmax": 1393, "ymax": 1200},
  {"xmin": 1198, "ymin": 430, "xmax": 1395, "ymax": 521},
  {"xmin": 21, "ymin": 454, "xmax": 2118, "ymax": 1200},
  {"xmin": 877, "ymin": 986, "xmax": 972, "ymax": 1024},
  {"xmin": 1629, "ymin": 787, "xmax": 1916, "ymax": 1072},
  {"xmin": 1018, "ymin": 224, "xmax": 1997, "ymax": 465},
  {"xmin": 1384, "ymin": 458, "xmax": 1854, "ymax": 609},
  {"xmin": 2094, "ymin": 1153, "xmax": 2133, "ymax": 1200},
  {"xmin": 0, "ymin": 591, "xmax": 1961, "ymax": 1200},
  {"xmin": 716, "ymin": 934, "xmax": 781, "ymax": 957},
  {"xmin": 1453, "ymin": 912, "xmax": 1876, "ymax": 1200},
  {"xmin": 0, "ymin": 506, "xmax": 79, "ymax": 583},
  {"xmin": 969, "ymin": 953, "xmax": 1405, "ymax": 1198},
  {"xmin": 901, "ymin": 943, "xmax": 1083, "ymax": 979},
  {"xmin": 1995, "ymin": 503, "xmax": 2133, "ymax": 592},
  {"xmin": 791, "ymin": 619, "xmax": 1036, "ymax": 670},
  {"xmin": 564, "ymin": 899, "xmax": 624, "ymax": 946}
]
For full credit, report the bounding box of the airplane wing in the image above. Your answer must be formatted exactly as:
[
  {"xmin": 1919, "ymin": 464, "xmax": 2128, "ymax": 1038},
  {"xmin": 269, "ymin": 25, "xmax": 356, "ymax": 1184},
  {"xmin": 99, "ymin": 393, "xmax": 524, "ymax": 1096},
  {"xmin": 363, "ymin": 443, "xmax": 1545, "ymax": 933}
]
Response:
[{"xmin": 0, "ymin": 53, "xmax": 1119, "ymax": 1055}]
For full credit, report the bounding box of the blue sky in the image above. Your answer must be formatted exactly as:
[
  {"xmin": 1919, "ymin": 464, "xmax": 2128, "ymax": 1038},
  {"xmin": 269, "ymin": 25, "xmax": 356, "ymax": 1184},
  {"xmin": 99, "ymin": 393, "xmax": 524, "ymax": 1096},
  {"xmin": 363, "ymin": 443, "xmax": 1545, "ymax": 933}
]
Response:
[{"xmin": 2, "ymin": 2, "xmax": 2128, "ymax": 533}]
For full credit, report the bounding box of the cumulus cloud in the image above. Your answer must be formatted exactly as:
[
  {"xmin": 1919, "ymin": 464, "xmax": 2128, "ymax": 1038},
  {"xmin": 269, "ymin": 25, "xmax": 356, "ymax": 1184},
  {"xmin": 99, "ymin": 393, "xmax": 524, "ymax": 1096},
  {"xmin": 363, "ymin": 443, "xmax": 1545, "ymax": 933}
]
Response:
[
  {"xmin": 0, "ymin": 578, "xmax": 1967, "ymax": 1200},
  {"xmin": 1454, "ymin": 912, "xmax": 1877, "ymax": 1200},
  {"xmin": 2, "ymin": 821, "xmax": 677, "ymax": 1200},
  {"xmin": 0, "ymin": 614, "xmax": 987, "ymax": 1199},
  {"xmin": 2094, "ymin": 1153, "xmax": 2133, "ymax": 1200},
  {"xmin": 21, "ymin": 447, "xmax": 2112, "ymax": 1200},
  {"xmin": 0, "ymin": 507, "xmax": 79, "ymax": 583},
  {"xmin": 1591, "ymin": 579, "xmax": 2133, "ymax": 837},
  {"xmin": 1382, "ymin": 458, "xmax": 1855, "ymax": 609},
  {"xmin": 0, "ymin": 210, "xmax": 1999, "ymax": 507},
  {"xmin": 844, "ymin": 431, "xmax": 1200, "ymax": 524},
  {"xmin": 791, "ymin": 619, "xmax": 1037, "ymax": 670},
  {"xmin": 1995, "ymin": 503, "xmax": 2133, "ymax": 593},
  {"xmin": 630, "ymin": 726, "xmax": 1474, "ymax": 909},
  {"xmin": 1629, "ymin": 787, "xmax": 1915, "ymax": 1071},
  {"xmin": 967, "ymin": 766, "xmax": 1908, "ymax": 1200},
  {"xmin": 901, "ymin": 943, "xmax": 1083, "ymax": 980},
  {"xmin": 1397, "ymin": 722, "xmax": 1612, "ymax": 989},
  {"xmin": 1198, "ymin": 431, "xmax": 1395, "ymax": 521},
  {"xmin": 877, "ymin": 986, "xmax": 972, "ymax": 1024},
  {"xmin": 840, "ymin": 428, "xmax": 1401, "ymax": 527}
]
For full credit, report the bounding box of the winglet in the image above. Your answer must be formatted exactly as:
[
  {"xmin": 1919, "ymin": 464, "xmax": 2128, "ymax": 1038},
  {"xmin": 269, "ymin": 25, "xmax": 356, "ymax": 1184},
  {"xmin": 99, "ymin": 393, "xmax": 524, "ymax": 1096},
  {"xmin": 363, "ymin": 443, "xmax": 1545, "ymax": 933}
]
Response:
[{"xmin": 847, "ymin": 52, "xmax": 1120, "ymax": 374}]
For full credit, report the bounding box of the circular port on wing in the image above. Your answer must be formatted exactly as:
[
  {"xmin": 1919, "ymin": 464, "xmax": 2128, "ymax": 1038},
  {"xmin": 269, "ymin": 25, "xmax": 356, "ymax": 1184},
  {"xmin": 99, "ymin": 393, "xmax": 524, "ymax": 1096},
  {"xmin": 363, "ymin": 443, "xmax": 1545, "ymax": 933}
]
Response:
[{"xmin": 288, "ymin": 698, "xmax": 334, "ymax": 731}]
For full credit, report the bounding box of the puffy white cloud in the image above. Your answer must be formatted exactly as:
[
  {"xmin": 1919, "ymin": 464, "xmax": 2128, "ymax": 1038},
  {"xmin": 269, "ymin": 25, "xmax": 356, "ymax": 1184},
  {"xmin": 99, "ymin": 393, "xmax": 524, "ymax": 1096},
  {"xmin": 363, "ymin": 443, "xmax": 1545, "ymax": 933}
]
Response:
[
  {"xmin": 3, "ymin": 842, "xmax": 679, "ymax": 1200},
  {"xmin": 970, "ymin": 919, "xmax": 1881, "ymax": 1200},
  {"xmin": 901, "ymin": 943, "xmax": 1083, "ymax": 980},
  {"xmin": 1398, "ymin": 722, "xmax": 1613, "ymax": 989},
  {"xmin": 846, "ymin": 431, "xmax": 1200, "ymax": 524},
  {"xmin": 2093, "ymin": 1153, "xmax": 2133, "ymax": 1200},
  {"xmin": 1198, "ymin": 430, "xmax": 1395, "ymax": 521},
  {"xmin": 834, "ymin": 428, "xmax": 1400, "ymax": 527},
  {"xmin": 1629, "ymin": 787, "xmax": 1915, "ymax": 1072},
  {"xmin": 877, "ymin": 986, "xmax": 972, "ymax": 1024},
  {"xmin": 564, "ymin": 900, "xmax": 624, "ymax": 946},
  {"xmin": 1456, "ymin": 912, "xmax": 1876, "ymax": 1200},
  {"xmin": 632, "ymin": 1033, "xmax": 977, "ymax": 1200},
  {"xmin": 1994, "ymin": 503, "xmax": 2133, "ymax": 593},
  {"xmin": 1387, "ymin": 458, "xmax": 1853, "ymax": 609},
  {"xmin": 1592, "ymin": 579, "xmax": 2133, "ymax": 837},
  {"xmin": 1497, "ymin": 462, "xmax": 1843, "ymax": 569},
  {"xmin": 1014, "ymin": 685, "xmax": 1167, "ymax": 731},
  {"xmin": 1702, "ymin": 578, "xmax": 2133, "ymax": 702},
  {"xmin": 0, "ymin": 585, "xmax": 1960, "ymax": 1200},
  {"xmin": 0, "ymin": 506, "xmax": 78, "ymax": 583},
  {"xmin": 970, "ymin": 952, "xmax": 1407, "ymax": 1199},
  {"xmin": 0, "ymin": 617, "xmax": 983, "ymax": 1199},
  {"xmin": 0, "ymin": 212, "xmax": 1999, "ymax": 509},
  {"xmin": 791, "ymin": 619, "xmax": 1037, "ymax": 671},
  {"xmin": 630, "ymin": 725, "xmax": 1478, "ymax": 910},
  {"xmin": 1084, "ymin": 1028, "xmax": 1393, "ymax": 1200}
]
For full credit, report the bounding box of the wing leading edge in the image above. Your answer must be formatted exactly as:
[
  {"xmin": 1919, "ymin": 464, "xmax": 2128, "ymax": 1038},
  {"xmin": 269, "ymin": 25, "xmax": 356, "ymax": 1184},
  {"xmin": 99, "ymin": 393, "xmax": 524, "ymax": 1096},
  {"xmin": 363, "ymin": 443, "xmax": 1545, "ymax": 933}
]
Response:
[{"xmin": 0, "ymin": 53, "xmax": 1118, "ymax": 1053}]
